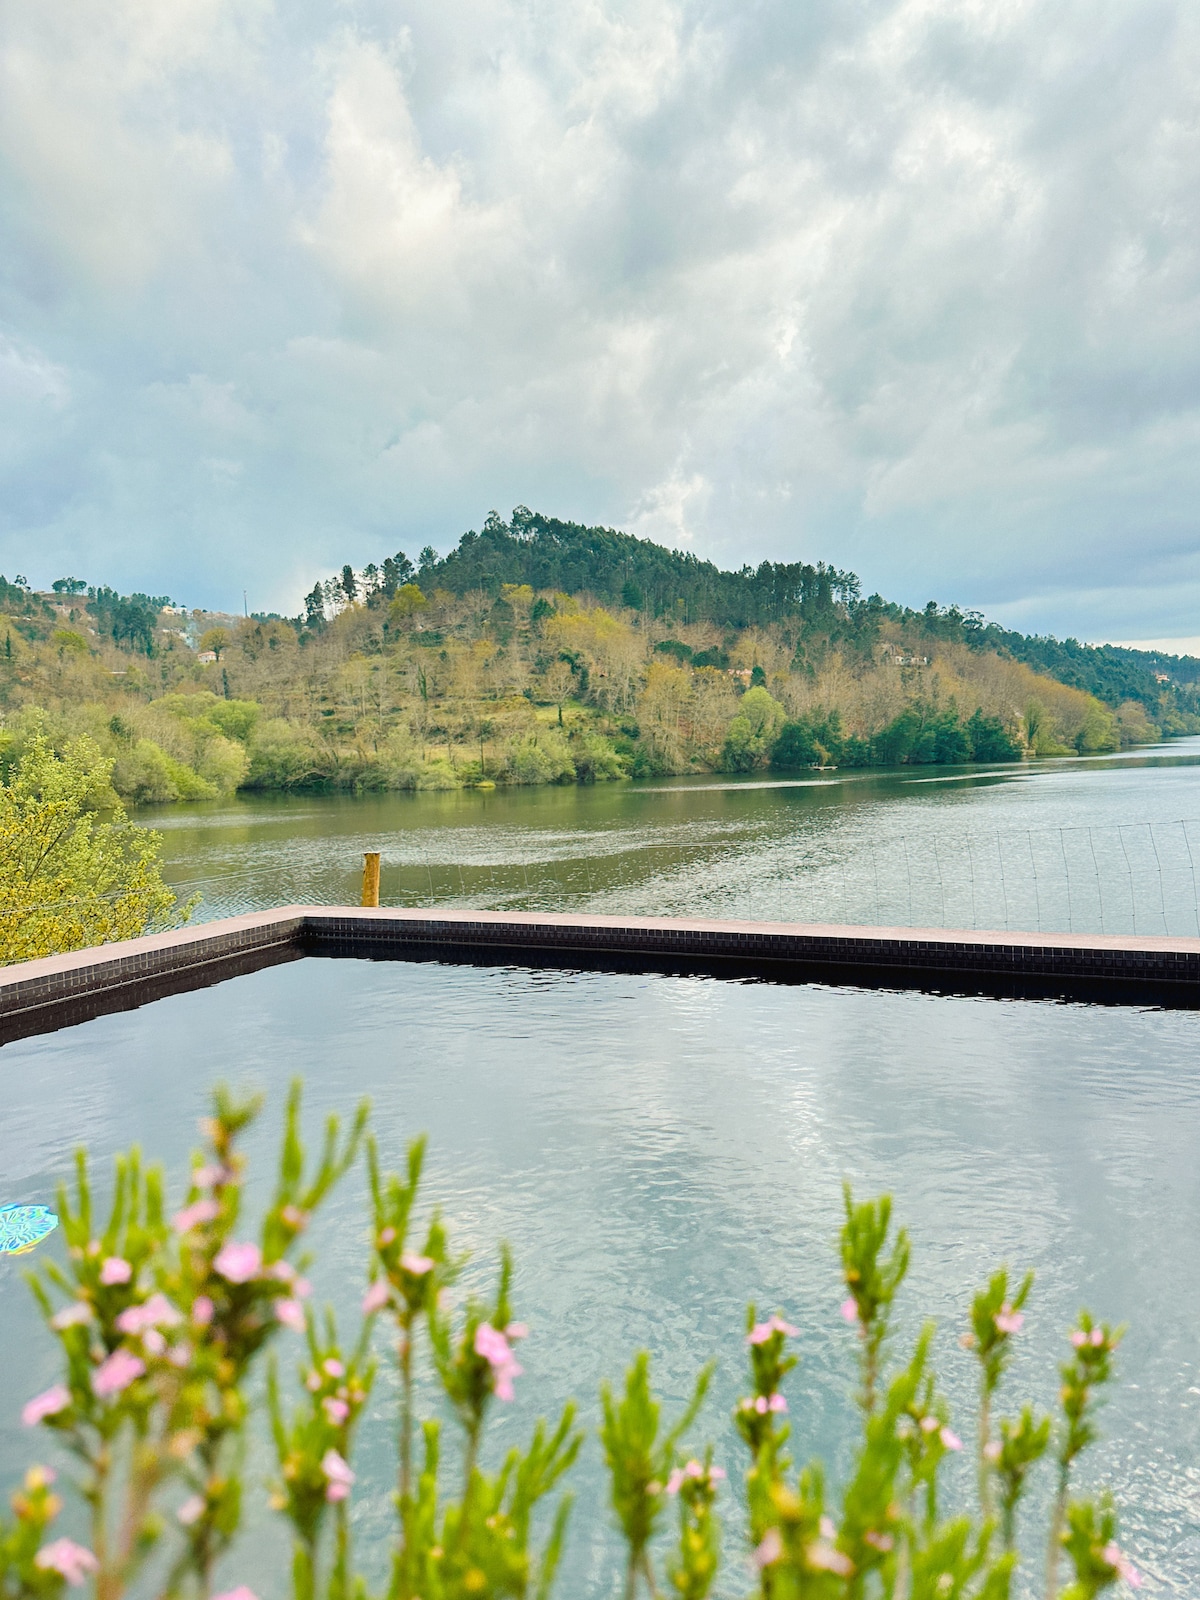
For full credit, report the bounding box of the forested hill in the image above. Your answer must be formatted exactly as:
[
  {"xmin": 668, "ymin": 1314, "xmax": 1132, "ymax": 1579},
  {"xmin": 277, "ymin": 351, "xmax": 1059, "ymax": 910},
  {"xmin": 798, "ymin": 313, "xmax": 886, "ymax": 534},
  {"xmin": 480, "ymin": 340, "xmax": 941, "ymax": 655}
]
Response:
[
  {"xmin": 413, "ymin": 508, "xmax": 1196, "ymax": 716},
  {"xmin": 424, "ymin": 507, "xmax": 862, "ymax": 628},
  {"xmin": 4, "ymin": 505, "xmax": 1199, "ymax": 805},
  {"xmin": 5, "ymin": 505, "xmax": 1197, "ymax": 724},
  {"xmin": 966, "ymin": 624, "xmax": 1200, "ymax": 703}
]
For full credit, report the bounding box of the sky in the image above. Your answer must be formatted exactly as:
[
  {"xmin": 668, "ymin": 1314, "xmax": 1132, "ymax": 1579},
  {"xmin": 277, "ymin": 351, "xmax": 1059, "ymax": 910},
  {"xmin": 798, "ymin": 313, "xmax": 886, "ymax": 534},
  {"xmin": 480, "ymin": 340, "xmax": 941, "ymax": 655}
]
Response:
[{"xmin": 2, "ymin": 0, "xmax": 1199, "ymax": 645}]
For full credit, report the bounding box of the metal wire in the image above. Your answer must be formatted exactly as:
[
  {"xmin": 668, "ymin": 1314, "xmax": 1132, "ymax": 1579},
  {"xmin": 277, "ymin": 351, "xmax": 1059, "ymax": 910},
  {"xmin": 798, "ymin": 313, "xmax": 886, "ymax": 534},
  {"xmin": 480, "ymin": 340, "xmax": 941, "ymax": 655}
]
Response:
[{"xmin": 135, "ymin": 815, "xmax": 1200, "ymax": 941}]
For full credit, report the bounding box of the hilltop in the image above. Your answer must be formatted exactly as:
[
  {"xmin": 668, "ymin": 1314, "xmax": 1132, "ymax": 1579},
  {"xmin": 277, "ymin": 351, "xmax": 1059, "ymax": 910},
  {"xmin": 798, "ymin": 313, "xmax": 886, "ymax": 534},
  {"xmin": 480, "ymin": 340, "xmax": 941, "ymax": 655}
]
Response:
[{"xmin": 1, "ymin": 510, "xmax": 1197, "ymax": 803}]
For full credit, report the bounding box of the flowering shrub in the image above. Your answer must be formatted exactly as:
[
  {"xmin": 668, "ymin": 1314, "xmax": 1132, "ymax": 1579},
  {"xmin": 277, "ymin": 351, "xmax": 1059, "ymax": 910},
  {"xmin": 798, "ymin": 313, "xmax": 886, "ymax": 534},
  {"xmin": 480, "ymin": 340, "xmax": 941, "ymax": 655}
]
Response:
[{"xmin": 1, "ymin": 1094, "xmax": 1140, "ymax": 1600}]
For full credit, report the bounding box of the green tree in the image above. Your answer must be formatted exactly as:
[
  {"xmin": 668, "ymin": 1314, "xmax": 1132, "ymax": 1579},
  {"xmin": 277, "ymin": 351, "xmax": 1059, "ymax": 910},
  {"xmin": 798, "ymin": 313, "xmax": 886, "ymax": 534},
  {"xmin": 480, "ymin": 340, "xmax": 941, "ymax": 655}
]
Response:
[
  {"xmin": 1076, "ymin": 704, "xmax": 1120, "ymax": 753},
  {"xmin": 304, "ymin": 584, "xmax": 326, "ymax": 631},
  {"xmin": 389, "ymin": 585, "xmax": 429, "ymax": 624},
  {"xmin": 966, "ymin": 709, "xmax": 1021, "ymax": 762},
  {"xmin": 770, "ymin": 721, "xmax": 820, "ymax": 769},
  {"xmin": 86, "ymin": 588, "xmax": 167, "ymax": 654},
  {"xmin": 721, "ymin": 687, "xmax": 786, "ymax": 771},
  {"xmin": 0, "ymin": 733, "xmax": 182, "ymax": 964},
  {"xmin": 381, "ymin": 551, "xmax": 415, "ymax": 598},
  {"xmin": 51, "ymin": 630, "xmax": 88, "ymax": 657},
  {"xmin": 199, "ymin": 627, "xmax": 230, "ymax": 661}
]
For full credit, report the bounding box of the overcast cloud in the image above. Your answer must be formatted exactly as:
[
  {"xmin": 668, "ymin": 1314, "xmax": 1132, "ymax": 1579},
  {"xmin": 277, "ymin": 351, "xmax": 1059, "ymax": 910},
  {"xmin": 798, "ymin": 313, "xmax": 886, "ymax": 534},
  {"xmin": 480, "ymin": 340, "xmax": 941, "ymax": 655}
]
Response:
[{"xmin": 2, "ymin": 0, "xmax": 1199, "ymax": 640}]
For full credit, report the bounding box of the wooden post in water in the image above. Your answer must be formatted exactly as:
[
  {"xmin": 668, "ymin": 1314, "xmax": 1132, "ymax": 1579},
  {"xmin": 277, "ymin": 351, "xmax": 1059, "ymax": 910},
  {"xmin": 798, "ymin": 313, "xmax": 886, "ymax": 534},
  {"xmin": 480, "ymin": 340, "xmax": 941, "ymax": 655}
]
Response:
[{"xmin": 361, "ymin": 852, "xmax": 381, "ymax": 908}]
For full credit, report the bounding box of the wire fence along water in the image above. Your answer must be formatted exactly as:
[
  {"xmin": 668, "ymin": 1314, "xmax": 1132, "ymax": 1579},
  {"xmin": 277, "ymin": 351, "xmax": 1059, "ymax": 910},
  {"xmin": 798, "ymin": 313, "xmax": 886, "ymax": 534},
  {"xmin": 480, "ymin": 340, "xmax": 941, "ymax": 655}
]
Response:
[
  {"xmin": 388, "ymin": 820, "xmax": 1200, "ymax": 936},
  {"xmin": 172, "ymin": 817, "xmax": 1200, "ymax": 939}
]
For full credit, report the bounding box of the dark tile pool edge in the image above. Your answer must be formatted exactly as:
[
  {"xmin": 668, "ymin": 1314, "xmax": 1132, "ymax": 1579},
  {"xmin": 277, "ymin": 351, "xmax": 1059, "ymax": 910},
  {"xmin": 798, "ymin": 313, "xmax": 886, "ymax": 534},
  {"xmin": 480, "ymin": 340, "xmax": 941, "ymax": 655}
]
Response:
[
  {"xmin": 3, "ymin": 907, "xmax": 1200, "ymax": 1041},
  {"xmin": 0, "ymin": 911, "xmax": 306, "ymax": 1044}
]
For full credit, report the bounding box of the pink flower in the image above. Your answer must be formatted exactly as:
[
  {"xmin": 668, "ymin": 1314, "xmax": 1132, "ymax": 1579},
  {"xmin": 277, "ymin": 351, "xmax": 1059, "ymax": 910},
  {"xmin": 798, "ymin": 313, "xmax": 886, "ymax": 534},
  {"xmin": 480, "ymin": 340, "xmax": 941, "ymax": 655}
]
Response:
[
  {"xmin": 1102, "ymin": 1543, "xmax": 1142, "ymax": 1588},
  {"xmin": 35, "ymin": 1540, "xmax": 98, "ymax": 1586},
  {"xmin": 474, "ymin": 1324, "xmax": 512, "ymax": 1366},
  {"xmin": 474, "ymin": 1323, "xmax": 523, "ymax": 1400},
  {"xmin": 505, "ymin": 1322, "xmax": 529, "ymax": 1340},
  {"xmin": 143, "ymin": 1330, "xmax": 166, "ymax": 1357},
  {"xmin": 864, "ymin": 1530, "xmax": 894, "ymax": 1552},
  {"xmin": 747, "ymin": 1314, "xmax": 800, "ymax": 1345},
  {"xmin": 323, "ymin": 1358, "xmax": 345, "ymax": 1379},
  {"xmin": 495, "ymin": 1363, "xmax": 523, "ymax": 1402},
  {"xmin": 839, "ymin": 1298, "xmax": 859, "ymax": 1324},
  {"xmin": 807, "ymin": 1543, "xmax": 854, "ymax": 1576},
  {"xmin": 362, "ymin": 1280, "xmax": 389, "ymax": 1315},
  {"xmin": 92, "ymin": 1348, "xmax": 145, "ymax": 1399},
  {"xmin": 191, "ymin": 1165, "xmax": 227, "ymax": 1189},
  {"xmin": 192, "ymin": 1296, "xmax": 214, "ymax": 1326},
  {"xmin": 280, "ymin": 1205, "xmax": 308, "ymax": 1231},
  {"xmin": 322, "ymin": 1396, "xmax": 349, "ymax": 1425},
  {"xmin": 983, "ymin": 1439, "xmax": 1002, "ymax": 1463},
  {"xmin": 172, "ymin": 1199, "xmax": 220, "ymax": 1234},
  {"xmin": 99, "ymin": 1257, "xmax": 132, "ymax": 1286},
  {"xmin": 214, "ymin": 1241, "xmax": 262, "ymax": 1285},
  {"xmin": 1071, "ymin": 1329, "xmax": 1086, "ymax": 1348},
  {"xmin": 177, "ymin": 1495, "xmax": 205, "ymax": 1526},
  {"xmin": 400, "ymin": 1252, "xmax": 434, "ymax": 1276},
  {"xmin": 267, "ymin": 1262, "xmax": 309, "ymax": 1296},
  {"xmin": 50, "ymin": 1302, "xmax": 91, "ymax": 1331},
  {"xmin": 939, "ymin": 1427, "xmax": 963, "ymax": 1452},
  {"xmin": 1091, "ymin": 1328, "xmax": 1105, "ymax": 1347},
  {"xmin": 22, "ymin": 1385, "xmax": 71, "ymax": 1426},
  {"xmin": 273, "ymin": 1299, "xmax": 306, "ymax": 1333},
  {"xmin": 667, "ymin": 1459, "xmax": 724, "ymax": 1494},
  {"xmin": 321, "ymin": 1449, "xmax": 354, "ymax": 1502},
  {"xmin": 212, "ymin": 1589, "xmax": 260, "ymax": 1600},
  {"xmin": 305, "ymin": 1371, "xmax": 322, "ymax": 1393},
  {"xmin": 377, "ymin": 1226, "xmax": 396, "ymax": 1246},
  {"xmin": 752, "ymin": 1393, "xmax": 788, "ymax": 1414},
  {"xmin": 994, "ymin": 1305, "xmax": 1024, "ymax": 1336},
  {"xmin": 754, "ymin": 1529, "xmax": 783, "ymax": 1569},
  {"xmin": 116, "ymin": 1294, "xmax": 182, "ymax": 1334}
]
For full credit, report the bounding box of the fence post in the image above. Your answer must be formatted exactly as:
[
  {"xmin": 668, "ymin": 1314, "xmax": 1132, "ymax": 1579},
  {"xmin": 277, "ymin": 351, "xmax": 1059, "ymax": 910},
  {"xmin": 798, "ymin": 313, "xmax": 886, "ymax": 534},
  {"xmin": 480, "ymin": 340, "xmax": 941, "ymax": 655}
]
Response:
[{"xmin": 361, "ymin": 852, "xmax": 381, "ymax": 908}]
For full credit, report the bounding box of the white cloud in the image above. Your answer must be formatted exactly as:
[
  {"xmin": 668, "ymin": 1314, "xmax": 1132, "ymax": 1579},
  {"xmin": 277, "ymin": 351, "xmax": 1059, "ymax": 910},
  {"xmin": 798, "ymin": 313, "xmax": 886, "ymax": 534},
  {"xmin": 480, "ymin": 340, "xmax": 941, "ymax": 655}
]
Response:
[{"xmin": 0, "ymin": 0, "xmax": 1198, "ymax": 633}]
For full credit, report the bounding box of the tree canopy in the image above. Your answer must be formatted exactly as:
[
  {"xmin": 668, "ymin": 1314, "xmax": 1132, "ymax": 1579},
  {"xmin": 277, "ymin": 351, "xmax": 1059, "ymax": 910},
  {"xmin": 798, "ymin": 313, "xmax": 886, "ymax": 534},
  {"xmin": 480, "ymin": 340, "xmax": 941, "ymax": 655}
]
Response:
[{"xmin": 0, "ymin": 731, "xmax": 181, "ymax": 963}]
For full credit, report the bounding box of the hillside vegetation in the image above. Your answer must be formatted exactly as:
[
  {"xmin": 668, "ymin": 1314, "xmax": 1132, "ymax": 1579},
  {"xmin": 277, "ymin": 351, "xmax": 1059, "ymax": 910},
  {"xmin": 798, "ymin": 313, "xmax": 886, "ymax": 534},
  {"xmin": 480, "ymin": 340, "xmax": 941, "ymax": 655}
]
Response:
[{"xmin": 1, "ymin": 511, "xmax": 1197, "ymax": 803}]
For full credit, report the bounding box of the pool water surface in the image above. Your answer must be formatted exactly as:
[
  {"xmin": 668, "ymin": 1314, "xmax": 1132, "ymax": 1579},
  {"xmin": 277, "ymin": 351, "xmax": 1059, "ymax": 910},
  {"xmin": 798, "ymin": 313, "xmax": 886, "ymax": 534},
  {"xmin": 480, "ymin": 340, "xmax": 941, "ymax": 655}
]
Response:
[{"xmin": 1, "ymin": 957, "xmax": 1197, "ymax": 1596}]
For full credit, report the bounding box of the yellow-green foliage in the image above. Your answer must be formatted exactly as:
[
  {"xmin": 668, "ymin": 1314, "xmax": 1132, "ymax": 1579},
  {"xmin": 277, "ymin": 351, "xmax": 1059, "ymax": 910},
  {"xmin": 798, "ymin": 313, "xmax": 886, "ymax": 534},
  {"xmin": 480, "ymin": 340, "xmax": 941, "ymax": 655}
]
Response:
[
  {"xmin": 0, "ymin": 580, "xmax": 1177, "ymax": 804},
  {"xmin": 0, "ymin": 732, "xmax": 180, "ymax": 964}
]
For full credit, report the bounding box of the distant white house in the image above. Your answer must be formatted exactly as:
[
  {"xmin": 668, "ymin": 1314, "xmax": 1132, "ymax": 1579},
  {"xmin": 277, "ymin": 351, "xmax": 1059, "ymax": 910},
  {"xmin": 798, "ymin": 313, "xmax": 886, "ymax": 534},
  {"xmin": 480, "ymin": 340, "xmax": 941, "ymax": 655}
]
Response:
[{"xmin": 196, "ymin": 650, "xmax": 218, "ymax": 664}]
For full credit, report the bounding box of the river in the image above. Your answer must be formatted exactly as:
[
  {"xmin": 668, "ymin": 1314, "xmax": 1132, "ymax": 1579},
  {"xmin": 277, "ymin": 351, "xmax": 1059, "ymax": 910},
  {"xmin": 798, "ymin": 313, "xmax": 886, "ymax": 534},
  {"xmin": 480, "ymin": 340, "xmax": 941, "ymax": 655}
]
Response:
[{"xmin": 152, "ymin": 737, "xmax": 1200, "ymax": 936}]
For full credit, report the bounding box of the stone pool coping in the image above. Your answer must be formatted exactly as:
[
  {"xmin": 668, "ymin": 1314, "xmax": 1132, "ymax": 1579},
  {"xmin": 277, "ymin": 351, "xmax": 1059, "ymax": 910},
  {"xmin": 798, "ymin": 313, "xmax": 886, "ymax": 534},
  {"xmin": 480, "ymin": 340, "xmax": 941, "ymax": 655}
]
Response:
[{"xmin": 2, "ymin": 906, "xmax": 1199, "ymax": 1042}]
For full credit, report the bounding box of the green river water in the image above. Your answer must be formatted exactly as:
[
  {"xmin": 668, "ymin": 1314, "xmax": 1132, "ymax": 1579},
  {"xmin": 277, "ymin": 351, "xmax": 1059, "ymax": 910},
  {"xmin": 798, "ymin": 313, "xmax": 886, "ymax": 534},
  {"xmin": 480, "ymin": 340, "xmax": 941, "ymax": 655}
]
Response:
[{"xmin": 154, "ymin": 738, "xmax": 1200, "ymax": 935}]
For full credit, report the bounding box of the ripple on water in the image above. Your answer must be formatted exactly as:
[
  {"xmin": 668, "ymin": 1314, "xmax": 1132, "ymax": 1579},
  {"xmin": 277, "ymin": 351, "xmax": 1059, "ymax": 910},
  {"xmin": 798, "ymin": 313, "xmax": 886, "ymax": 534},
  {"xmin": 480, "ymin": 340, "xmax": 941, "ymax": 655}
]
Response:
[{"xmin": 1, "ymin": 957, "xmax": 1198, "ymax": 1595}]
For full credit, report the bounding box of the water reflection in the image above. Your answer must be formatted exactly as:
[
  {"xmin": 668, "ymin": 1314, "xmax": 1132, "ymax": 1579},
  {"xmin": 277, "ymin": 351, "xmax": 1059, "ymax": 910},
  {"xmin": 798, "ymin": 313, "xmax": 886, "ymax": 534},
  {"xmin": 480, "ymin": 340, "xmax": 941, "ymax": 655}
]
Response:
[
  {"xmin": 146, "ymin": 740, "xmax": 1200, "ymax": 937},
  {"xmin": 1, "ymin": 960, "xmax": 1197, "ymax": 1594}
]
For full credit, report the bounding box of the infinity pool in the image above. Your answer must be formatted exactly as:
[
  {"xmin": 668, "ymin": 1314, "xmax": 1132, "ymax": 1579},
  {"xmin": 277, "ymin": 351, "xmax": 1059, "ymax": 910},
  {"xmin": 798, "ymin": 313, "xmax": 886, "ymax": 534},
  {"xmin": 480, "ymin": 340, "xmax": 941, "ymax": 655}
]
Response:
[{"xmin": 1, "ymin": 958, "xmax": 1197, "ymax": 1595}]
